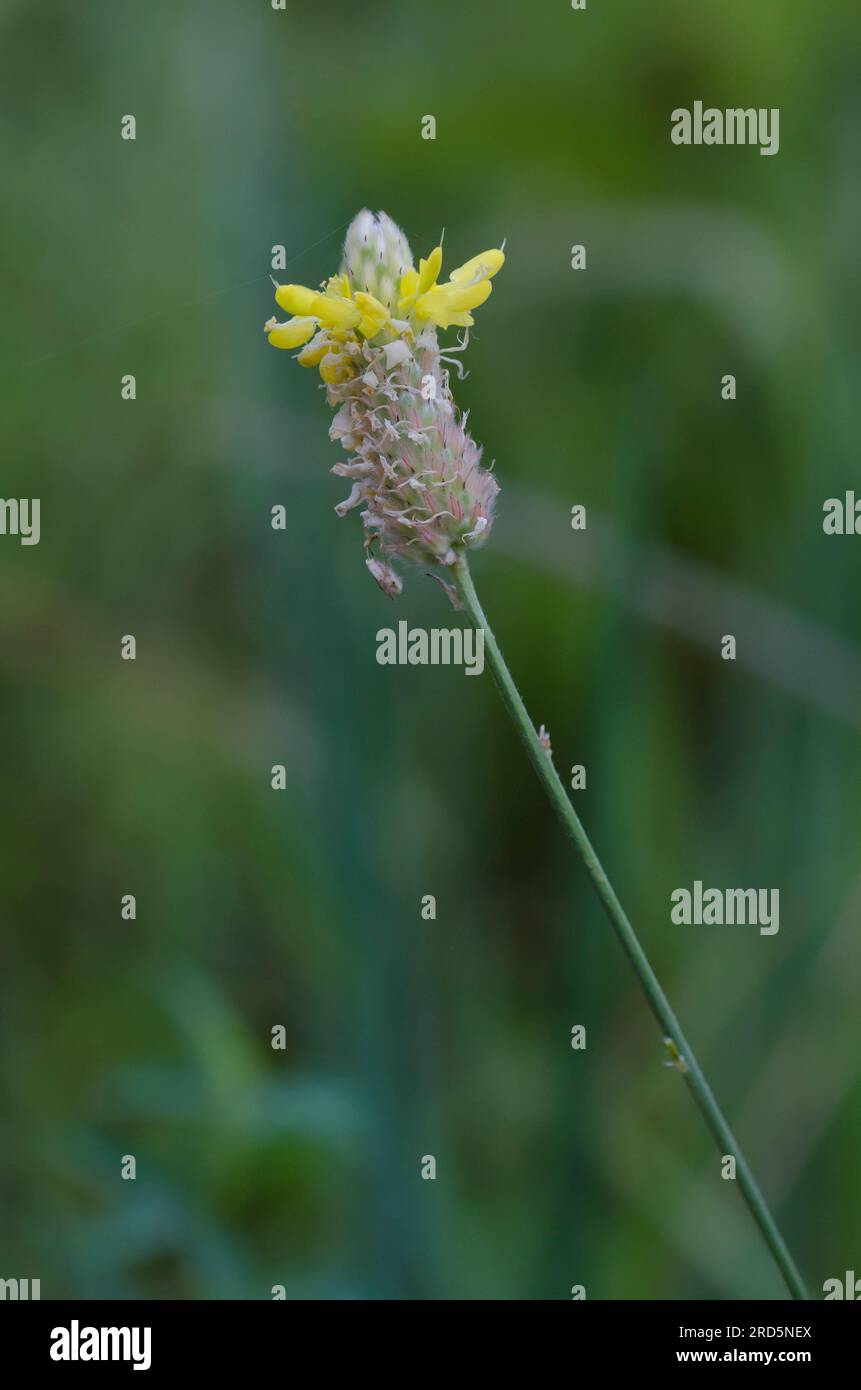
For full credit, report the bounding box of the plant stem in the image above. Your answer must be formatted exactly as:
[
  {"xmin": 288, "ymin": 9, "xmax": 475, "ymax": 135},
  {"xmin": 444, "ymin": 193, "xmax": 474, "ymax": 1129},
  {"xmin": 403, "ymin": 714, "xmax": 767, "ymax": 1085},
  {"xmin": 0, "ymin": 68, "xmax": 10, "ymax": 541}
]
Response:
[{"xmin": 453, "ymin": 558, "xmax": 808, "ymax": 1301}]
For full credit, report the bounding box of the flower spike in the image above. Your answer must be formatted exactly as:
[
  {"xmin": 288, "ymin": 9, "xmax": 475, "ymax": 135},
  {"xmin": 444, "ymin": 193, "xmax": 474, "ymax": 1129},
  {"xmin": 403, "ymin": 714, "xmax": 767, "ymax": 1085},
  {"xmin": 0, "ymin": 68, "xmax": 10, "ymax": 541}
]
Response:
[{"xmin": 264, "ymin": 210, "xmax": 505, "ymax": 597}]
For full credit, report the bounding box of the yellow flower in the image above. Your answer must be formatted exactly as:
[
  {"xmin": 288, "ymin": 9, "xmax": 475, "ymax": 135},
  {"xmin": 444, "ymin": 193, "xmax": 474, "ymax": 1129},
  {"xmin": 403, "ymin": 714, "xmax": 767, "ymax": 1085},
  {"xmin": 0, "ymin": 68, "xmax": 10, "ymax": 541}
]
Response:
[
  {"xmin": 264, "ymin": 315, "xmax": 318, "ymax": 349},
  {"xmin": 274, "ymin": 283, "xmax": 319, "ymax": 316},
  {"xmin": 263, "ymin": 212, "xmax": 505, "ymax": 382},
  {"xmin": 353, "ymin": 291, "xmax": 390, "ymax": 338},
  {"xmin": 312, "ymin": 293, "xmax": 361, "ymax": 331},
  {"xmin": 417, "ymin": 245, "xmax": 443, "ymax": 294},
  {"xmin": 269, "ymin": 274, "xmax": 390, "ymax": 355},
  {"xmin": 449, "ymin": 248, "xmax": 505, "ymax": 284},
  {"xmin": 398, "ymin": 243, "xmax": 504, "ymax": 329},
  {"xmin": 414, "ymin": 277, "xmax": 493, "ymax": 329}
]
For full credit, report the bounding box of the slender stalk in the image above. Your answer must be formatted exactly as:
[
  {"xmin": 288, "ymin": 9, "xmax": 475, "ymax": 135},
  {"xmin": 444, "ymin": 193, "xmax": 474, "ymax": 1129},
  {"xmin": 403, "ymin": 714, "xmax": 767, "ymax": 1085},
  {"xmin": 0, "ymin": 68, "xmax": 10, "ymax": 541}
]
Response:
[{"xmin": 453, "ymin": 558, "xmax": 808, "ymax": 1301}]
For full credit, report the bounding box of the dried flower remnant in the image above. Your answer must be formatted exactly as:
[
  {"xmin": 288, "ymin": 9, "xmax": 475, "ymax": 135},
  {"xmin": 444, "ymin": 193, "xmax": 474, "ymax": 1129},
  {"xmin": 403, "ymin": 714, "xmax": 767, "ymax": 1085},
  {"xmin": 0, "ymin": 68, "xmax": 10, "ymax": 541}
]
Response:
[{"xmin": 264, "ymin": 211, "xmax": 504, "ymax": 597}]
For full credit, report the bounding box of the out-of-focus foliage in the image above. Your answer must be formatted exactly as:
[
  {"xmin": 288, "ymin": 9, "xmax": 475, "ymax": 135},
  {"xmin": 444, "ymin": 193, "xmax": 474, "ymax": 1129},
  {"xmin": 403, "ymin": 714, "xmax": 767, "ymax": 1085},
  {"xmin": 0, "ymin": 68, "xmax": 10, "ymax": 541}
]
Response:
[{"xmin": 1, "ymin": 0, "xmax": 859, "ymax": 1299}]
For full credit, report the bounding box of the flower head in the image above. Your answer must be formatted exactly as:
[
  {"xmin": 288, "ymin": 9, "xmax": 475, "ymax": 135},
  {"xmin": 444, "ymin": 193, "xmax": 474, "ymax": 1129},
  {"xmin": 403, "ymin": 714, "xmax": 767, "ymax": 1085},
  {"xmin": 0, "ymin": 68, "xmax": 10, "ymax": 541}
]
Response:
[{"xmin": 264, "ymin": 210, "xmax": 504, "ymax": 596}]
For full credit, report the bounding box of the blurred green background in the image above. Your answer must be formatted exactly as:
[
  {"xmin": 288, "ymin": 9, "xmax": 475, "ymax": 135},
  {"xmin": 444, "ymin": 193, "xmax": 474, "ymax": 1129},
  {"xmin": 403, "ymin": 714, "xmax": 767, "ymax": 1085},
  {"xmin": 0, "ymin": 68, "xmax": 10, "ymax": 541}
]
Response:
[{"xmin": 2, "ymin": 0, "xmax": 860, "ymax": 1299}]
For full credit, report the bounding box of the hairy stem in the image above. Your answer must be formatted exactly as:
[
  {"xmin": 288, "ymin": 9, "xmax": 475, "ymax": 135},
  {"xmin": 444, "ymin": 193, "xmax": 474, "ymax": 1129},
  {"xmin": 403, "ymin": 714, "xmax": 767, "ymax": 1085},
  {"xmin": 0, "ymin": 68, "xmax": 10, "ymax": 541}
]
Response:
[{"xmin": 453, "ymin": 558, "xmax": 808, "ymax": 1301}]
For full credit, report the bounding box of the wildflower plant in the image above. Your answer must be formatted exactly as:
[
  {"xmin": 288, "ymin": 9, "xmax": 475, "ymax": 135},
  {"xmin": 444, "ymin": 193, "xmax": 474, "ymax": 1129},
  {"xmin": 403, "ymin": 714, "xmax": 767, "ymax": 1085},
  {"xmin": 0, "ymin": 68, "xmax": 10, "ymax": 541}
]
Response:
[{"xmin": 264, "ymin": 211, "xmax": 808, "ymax": 1300}]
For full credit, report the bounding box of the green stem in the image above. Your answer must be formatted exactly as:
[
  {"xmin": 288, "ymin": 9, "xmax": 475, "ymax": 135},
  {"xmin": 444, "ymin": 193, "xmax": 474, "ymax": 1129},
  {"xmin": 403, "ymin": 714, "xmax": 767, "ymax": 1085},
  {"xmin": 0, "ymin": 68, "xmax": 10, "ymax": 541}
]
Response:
[{"xmin": 454, "ymin": 558, "xmax": 808, "ymax": 1301}]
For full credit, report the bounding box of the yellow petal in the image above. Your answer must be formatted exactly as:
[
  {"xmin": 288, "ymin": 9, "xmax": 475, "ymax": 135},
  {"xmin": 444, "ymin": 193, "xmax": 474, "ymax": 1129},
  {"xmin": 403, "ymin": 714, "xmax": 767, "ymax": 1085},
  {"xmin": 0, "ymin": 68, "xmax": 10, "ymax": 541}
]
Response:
[
  {"xmin": 275, "ymin": 283, "xmax": 319, "ymax": 315},
  {"xmin": 449, "ymin": 249, "xmax": 505, "ymax": 283},
  {"xmin": 399, "ymin": 269, "xmax": 419, "ymax": 304},
  {"xmin": 415, "ymin": 278, "xmax": 492, "ymax": 324},
  {"xmin": 312, "ymin": 293, "xmax": 361, "ymax": 330},
  {"xmin": 353, "ymin": 291, "xmax": 389, "ymax": 338},
  {"xmin": 266, "ymin": 316, "xmax": 318, "ymax": 349},
  {"xmin": 416, "ymin": 245, "xmax": 443, "ymax": 295},
  {"xmin": 354, "ymin": 291, "xmax": 389, "ymax": 321}
]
